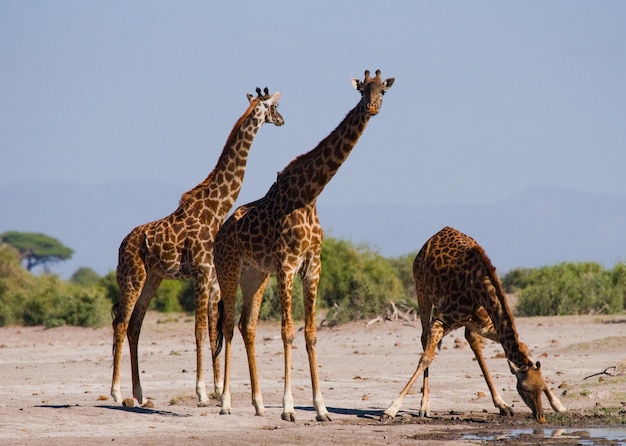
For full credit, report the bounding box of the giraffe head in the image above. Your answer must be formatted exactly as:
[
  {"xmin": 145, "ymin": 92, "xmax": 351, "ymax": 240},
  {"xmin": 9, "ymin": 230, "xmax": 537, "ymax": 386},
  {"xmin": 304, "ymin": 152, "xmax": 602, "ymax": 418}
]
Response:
[
  {"xmin": 351, "ymin": 69, "xmax": 395, "ymax": 115},
  {"xmin": 247, "ymin": 87, "xmax": 284, "ymax": 126},
  {"xmin": 509, "ymin": 360, "xmax": 548, "ymax": 423}
]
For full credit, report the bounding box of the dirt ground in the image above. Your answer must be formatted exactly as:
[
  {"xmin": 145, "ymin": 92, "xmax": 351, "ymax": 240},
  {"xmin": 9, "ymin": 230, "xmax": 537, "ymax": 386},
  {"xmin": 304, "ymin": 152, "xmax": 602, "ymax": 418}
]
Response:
[{"xmin": 2, "ymin": 311, "xmax": 626, "ymax": 445}]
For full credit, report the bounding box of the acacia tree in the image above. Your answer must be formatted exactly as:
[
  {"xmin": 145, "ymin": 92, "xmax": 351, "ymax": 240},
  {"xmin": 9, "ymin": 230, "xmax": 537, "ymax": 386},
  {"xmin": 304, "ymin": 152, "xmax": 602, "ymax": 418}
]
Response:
[{"xmin": 0, "ymin": 231, "xmax": 73, "ymax": 272}]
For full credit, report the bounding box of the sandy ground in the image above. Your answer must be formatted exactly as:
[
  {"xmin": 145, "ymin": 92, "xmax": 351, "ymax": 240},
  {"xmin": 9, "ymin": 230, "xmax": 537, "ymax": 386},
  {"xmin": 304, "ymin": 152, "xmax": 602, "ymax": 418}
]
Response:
[{"xmin": 2, "ymin": 311, "xmax": 626, "ymax": 445}]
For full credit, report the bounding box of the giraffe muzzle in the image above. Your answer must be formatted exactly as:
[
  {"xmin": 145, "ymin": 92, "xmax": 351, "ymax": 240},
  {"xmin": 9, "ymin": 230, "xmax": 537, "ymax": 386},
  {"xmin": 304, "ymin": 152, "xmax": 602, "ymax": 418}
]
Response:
[{"xmin": 367, "ymin": 103, "xmax": 379, "ymax": 115}]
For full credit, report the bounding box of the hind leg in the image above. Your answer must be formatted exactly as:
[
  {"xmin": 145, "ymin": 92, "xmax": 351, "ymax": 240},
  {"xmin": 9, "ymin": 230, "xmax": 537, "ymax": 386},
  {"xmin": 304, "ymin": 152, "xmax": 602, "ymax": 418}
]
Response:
[
  {"xmin": 126, "ymin": 273, "xmax": 162, "ymax": 405},
  {"xmin": 238, "ymin": 268, "xmax": 270, "ymax": 416},
  {"xmin": 111, "ymin": 270, "xmax": 147, "ymax": 403},
  {"xmin": 207, "ymin": 275, "xmax": 223, "ymax": 397}
]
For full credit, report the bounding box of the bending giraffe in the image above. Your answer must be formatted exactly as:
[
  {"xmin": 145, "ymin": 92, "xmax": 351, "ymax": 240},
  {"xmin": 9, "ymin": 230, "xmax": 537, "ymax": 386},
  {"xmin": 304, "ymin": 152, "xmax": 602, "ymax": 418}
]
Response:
[
  {"xmin": 111, "ymin": 88, "xmax": 283, "ymax": 407},
  {"xmin": 214, "ymin": 70, "xmax": 395, "ymax": 422},
  {"xmin": 380, "ymin": 226, "xmax": 566, "ymax": 423}
]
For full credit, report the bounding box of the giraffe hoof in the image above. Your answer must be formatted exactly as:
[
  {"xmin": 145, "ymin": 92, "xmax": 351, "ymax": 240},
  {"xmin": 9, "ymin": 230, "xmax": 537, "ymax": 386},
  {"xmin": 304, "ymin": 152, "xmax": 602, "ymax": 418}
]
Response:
[
  {"xmin": 499, "ymin": 406, "xmax": 514, "ymax": 417},
  {"xmin": 281, "ymin": 412, "xmax": 296, "ymax": 422},
  {"xmin": 197, "ymin": 400, "xmax": 212, "ymax": 408},
  {"xmin": 419, "ymin": 409, "xmax": 431, "ymax": 418},
  {"xmin": 141, "ymin": 400, "xmax": 154, "ymax": 409},
  {"xmin": 379, "ymin": 413, "xmax": 395, "ymax": 424},
  {"xmin": 219, "ymin": 408, "xmax": 231, "ymax": 415},
  {"xmin": 316, "ymin": 413, "xmax": 332, "ymax": 422}
]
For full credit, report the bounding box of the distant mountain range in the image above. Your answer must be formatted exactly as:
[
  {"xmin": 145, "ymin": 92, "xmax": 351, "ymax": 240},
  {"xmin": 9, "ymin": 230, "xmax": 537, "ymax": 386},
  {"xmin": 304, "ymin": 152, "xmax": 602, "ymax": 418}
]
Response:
[{"xmin": 1, "ymin": 181, "xmax": 624, "ymax": 278}]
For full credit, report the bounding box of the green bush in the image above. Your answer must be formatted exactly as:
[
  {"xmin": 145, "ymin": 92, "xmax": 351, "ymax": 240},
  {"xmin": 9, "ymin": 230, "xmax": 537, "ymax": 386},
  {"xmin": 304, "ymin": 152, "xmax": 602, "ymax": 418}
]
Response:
[
  {"xmin": 20, "ymin": 276, "xmax": 111, "ymax": 328},
  {"xmin": 501, "ymin": 267, "xmax": 534, "ymax": 293},
  {"xmin": 70, "ymin": 267, "xmax": 101, "ymax": 286},
  {"xmin": 257, "ymin": 276, "xmax": 304, "ymax": 321},
  {"xmin": 515, "ymin": 262, "xmax": 625, "ymax": 317},
  {"xmin": 318, "ymin": 238, "xmax": 412, "ymax": 324},
  {"xmin": 151, "ymin": 279, "xmax": 186, "ymax": 313}
]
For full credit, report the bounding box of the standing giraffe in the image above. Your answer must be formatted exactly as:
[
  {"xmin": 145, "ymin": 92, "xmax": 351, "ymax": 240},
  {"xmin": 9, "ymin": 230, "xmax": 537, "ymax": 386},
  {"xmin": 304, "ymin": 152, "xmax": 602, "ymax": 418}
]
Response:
[
  {"xmin": 214, "ymin": 70, "xmax": 395, "ymax": 422},
  {"xmin": 380, "ymin": 226, "xmax": 566, "ymax": 423},
  {"xmin": 111, "ymin": 88, "xmax": 283, "ymax": 407}
]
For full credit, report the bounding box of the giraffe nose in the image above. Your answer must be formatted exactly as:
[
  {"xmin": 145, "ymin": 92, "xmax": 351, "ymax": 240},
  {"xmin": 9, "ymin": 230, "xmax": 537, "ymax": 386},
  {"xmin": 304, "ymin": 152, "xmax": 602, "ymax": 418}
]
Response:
[{"xmin": 367, "ymin": 103, "xmax": 379, "ymax": 115}]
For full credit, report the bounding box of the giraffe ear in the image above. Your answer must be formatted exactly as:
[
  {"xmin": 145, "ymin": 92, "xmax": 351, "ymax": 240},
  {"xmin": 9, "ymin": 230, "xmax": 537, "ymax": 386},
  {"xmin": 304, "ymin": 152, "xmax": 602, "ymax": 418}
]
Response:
[
  {"xmin": 246, "ymin": 93, "xmax": 255, "ymax": 103},
  {"xmin": 351, "ymin": 78, "xmax": 362, "ymax": 90},
  {"xmin": 383, "ymin": 78, "xmax": 395, "ymax": 90}
]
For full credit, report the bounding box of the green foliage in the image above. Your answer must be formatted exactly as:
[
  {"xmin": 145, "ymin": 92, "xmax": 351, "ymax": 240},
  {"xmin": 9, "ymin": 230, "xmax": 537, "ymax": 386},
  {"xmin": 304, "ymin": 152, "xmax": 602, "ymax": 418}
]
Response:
[
  {"xmin": 177, "ymin": 279, "xmax": 196, "ymax": 313},
  {"xmin": 0, "ymin": 231, "xmax": 73, "ymax": 271},
  {"xmin": 21, "ymin": 276, "xmax": 111, "ymax": 328},
  {"xmin": 317, "ymin": 237, "xmax": 413, "ymax": 324},
  {"xmin": 514, "ymin": 262, "xmax": 626, "ymax": 317},
  {"xmin": 257, "ymin": 276, "xmax": 304, "ymax": 321},
  {"xmin": 98, "ymin": 271, "xmax": 120, "ymax": 303},
  {"xmin": 388, "ymin": 253, "xmax": 418, "ymax": 297},
  {"xmin": 0, "ymin": 244, "xmax": 37, "ymax": 325},
  {"xmin": 2, "ymin": 230, "xmax": 624, "ymax": 327},
  {"xmin": 501, "ymin": 267, "xmax": 534, "ymax": 293},
  {"xmin": 0, "ymin": 244, "xmax": 110, "ymax": 327},
  {"xmin": 151, "ymin": 280, "xmax": 187, "ymax": 313},
  {"xmin": 70, "ymin": 267, "xmax": 101, "ymax": 286}
]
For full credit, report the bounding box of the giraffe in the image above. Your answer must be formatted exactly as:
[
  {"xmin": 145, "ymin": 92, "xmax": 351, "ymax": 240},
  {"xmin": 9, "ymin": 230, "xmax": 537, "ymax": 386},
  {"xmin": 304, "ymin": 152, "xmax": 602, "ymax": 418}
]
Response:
[
  {"xmin": 213, "ymin": 70, "xmax": 395, "ymax": 422},
  {"xmin": 110, "ymin": 87, "xmax": 283, "ymax": 407},
  {"xmin": 380, "ymin": 226, "xmax": 566, "ymax": 423}
]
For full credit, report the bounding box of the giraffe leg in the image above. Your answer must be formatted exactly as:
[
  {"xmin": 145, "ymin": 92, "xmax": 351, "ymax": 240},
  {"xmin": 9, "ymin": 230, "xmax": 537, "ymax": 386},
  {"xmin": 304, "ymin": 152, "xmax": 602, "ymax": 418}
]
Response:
[
  {"xmin": 420, "ymin": 368, "xmax": 431, "ymax": 418},
  {"xmin": 380, "ymin": 319, "xmax": 444, "ymax": 423},
  {"xmin": 207, "ymin": 276, "xmax": 223, "ymax": 397},
  {"xmin": 465, "ymin": 327, "xmax": 514, "ymax": 416},
  {"xmin": 127, "ymin": 273, "xmax": 162, "ymax": 405},
  {"xmin": 302, "ymin": 261, "xmax": 331, "ymax": 422},
  {"xmin": 276, "ymin": 269, "xmax": 298, "ymax": 422},
  {"xmin": 544, "ymin": 385, "xmax": 567, "ymax": 414},
  {"xmin": 217, "ymin": 259, "xmax": 241, "ymax": 416},
  {"xmin": 111, "ymin": 268, "xmax": 146, "ymax": 403},
  {"xmin": 111, "ymin": 303, "xmax": 132, "ymax": 403},
  {"xmin": 239, "ymin": 268, "xmax": 270, "ymax": 416},
  {"xmin": 193, "ymin": 271, "xmax": 212, "ymax": 406},
  {"xmin": 416, "ymin": 285, "xmax": 433, "ymax": 418}
]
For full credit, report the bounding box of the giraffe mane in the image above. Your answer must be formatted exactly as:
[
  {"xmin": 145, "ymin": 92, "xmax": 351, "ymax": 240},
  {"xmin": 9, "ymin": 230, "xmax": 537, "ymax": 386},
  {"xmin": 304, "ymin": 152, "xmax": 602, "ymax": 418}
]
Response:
[{"xmin": 475, "ymin": 244, "xmax": 532, "ymax": 368}]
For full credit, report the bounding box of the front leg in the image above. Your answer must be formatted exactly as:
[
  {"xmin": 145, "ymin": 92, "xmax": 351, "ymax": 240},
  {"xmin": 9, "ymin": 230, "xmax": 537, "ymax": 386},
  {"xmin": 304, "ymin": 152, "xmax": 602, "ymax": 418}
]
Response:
[
  {"xmin": 465, "ymin": 327, "xmax": 513, "ymax": 416},
  {"xmin": 419, "ymin": 367, "xmax": 431, "ymax": 417},
  {"xmin": 193, "ymin": 274, "xmax": 211, "ymax": 406},
  {"xmin": 302, "ymin": 267, "xmax": 331, "ymax": 422},
  {"xmin": 380, "ymin": 319, "xmax": 444, "ymax": 423}
]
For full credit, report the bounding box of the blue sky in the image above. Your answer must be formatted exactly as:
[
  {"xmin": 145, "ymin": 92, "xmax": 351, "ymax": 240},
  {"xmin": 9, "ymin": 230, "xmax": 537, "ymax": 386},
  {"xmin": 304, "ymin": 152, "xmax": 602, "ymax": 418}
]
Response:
[{"xmin": 2, "ymin": 1, "xmax": 626, "ymax": 210}]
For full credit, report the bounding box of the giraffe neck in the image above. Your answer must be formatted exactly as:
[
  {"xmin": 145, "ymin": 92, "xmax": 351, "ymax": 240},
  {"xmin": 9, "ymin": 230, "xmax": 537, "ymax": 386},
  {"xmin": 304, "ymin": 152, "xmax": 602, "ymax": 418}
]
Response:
[
  {"xmin": 480, "ymin": 261, "xmax": 533, "ymax": 369},
  {"xmin": 487, "ymin": 301, "xmax": 531, "ymax": 369},
  {"xmin": 275, "ymin": 103, "xmax": 370, "ymax": 206},
  {"xmin": 180, "ymin": 100, "xmax": 265, "ymax": 216}
]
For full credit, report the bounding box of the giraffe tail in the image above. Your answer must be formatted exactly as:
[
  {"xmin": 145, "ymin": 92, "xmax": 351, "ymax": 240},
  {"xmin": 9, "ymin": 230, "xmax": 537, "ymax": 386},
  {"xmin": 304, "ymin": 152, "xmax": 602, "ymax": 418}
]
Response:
[{"xmin": 213, "ymin": 299, "xmax": 224, "ymax": 361}]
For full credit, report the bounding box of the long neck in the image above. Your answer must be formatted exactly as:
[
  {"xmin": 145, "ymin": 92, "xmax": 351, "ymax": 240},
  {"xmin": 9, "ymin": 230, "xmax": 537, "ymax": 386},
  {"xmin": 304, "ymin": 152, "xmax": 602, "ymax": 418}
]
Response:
[
  {"xmin": 180, "ymin": 100, "xmax": 264, "ymax": 216},
  {"xmin": 274, "ymin": 103, "xmax": 370, "ymax": 206},
  {"xmin": 481, "ymin": 256, "xmax": 532, "ymax": 369}
]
